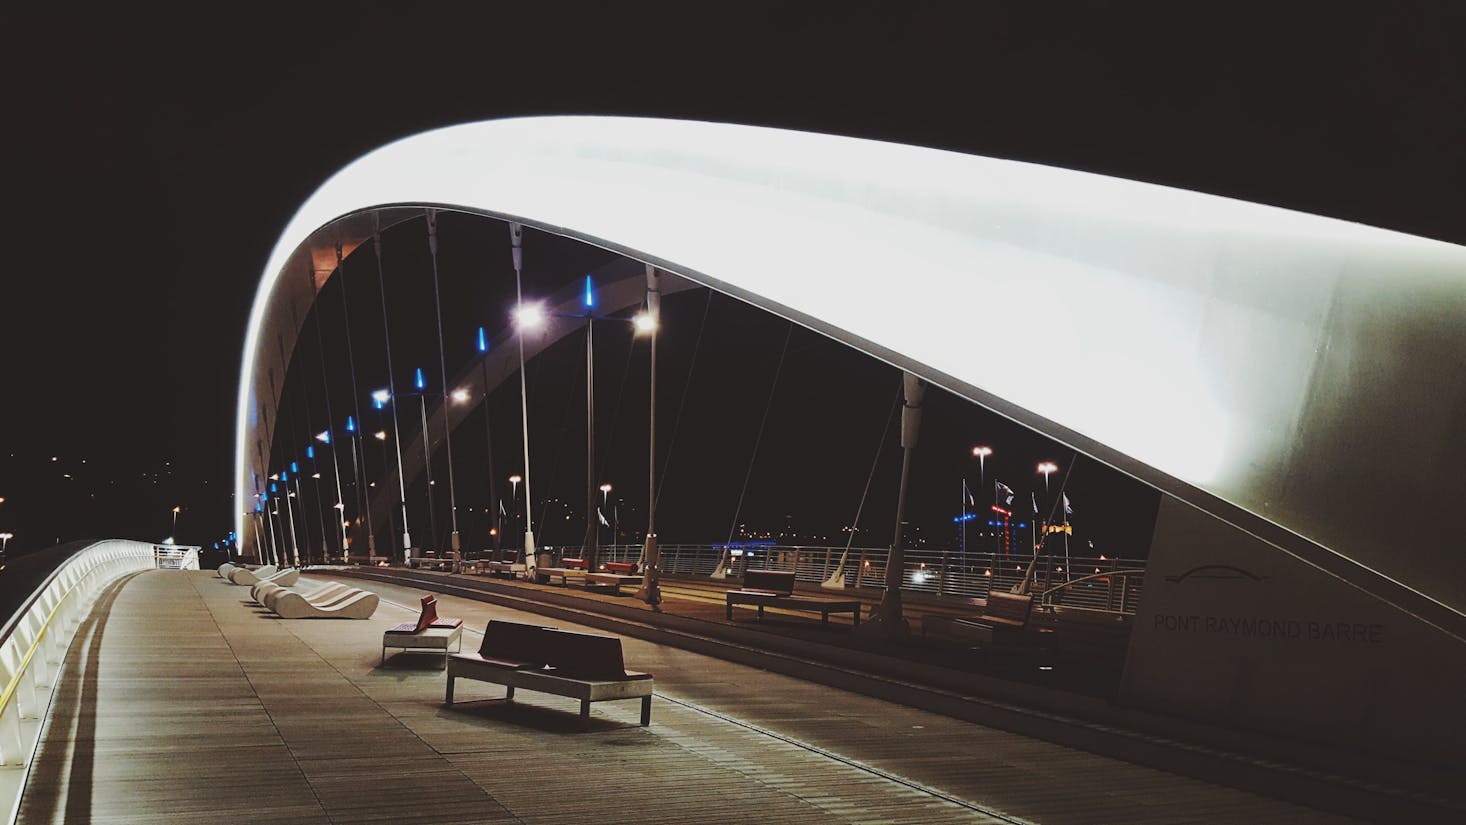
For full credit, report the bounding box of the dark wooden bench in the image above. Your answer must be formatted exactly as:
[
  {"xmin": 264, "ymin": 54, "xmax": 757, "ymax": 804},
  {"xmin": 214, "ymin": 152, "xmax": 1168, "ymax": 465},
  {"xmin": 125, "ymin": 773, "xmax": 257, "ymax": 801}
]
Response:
[
  {"xmin": 920, "ymin": 591, "xmax": 1033, "ymax": 647},
  {"xmin": 537, "ymin": 557, "xmax": 589, "ymax": 585},
  {"xmin": 725, "ymin": 569, "xmax": 863, "ymax": 627},
  {"xmin": 585, "ymin": 561, "xmax": 642, "ymax": 595},
  {"xmin": 446, "ymin": 620, "xmax": 653, "ymax": 725},
  {"xmin": 483, "ymin": 559, "xmax": 523, "ymax": 579}
]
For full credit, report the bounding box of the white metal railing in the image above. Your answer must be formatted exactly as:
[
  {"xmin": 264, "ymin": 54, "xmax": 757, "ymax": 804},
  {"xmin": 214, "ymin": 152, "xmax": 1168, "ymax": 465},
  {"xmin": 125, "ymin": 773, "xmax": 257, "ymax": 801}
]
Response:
[
  {"xmin": 590, "ymin": 543, "xmax": 1146, "ymax": 609},
  {"xmin": 0, "ymin": 540, "xmax": 158, "ymax": 824}
]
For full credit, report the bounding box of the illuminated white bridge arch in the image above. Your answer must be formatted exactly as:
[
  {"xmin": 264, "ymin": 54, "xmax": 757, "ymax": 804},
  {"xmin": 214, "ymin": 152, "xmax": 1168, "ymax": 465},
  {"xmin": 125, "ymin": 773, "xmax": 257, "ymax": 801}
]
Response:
[{"xmin": 238, "ymin": 116, "xmax": 1466, "ymax": 639}]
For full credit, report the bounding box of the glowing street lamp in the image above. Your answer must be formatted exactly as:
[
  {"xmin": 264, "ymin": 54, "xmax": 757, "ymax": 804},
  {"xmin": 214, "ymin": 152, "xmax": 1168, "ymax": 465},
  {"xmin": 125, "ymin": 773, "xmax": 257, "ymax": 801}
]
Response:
[
  {"xmin": 171, "ymin": 505, "xmax": 182, "ymax": 537},
  {"xmin": 1037, "ymin": 461, "xmax": 1058, "ymax": 492},
  {"xmin": 972, "ymin": 445, "xmax": 993, "ymax": 489},
  {"xmin": 0, "ymin": 532, "xmax": 13, "ymax": 554}
]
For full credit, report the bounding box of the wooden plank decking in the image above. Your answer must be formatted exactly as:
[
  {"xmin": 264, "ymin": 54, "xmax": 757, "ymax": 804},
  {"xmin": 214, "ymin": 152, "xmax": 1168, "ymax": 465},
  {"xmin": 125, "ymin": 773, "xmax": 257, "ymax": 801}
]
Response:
[{"xmin": 16, "ymin": 570, "xmax": 1362, "ymax": 824}]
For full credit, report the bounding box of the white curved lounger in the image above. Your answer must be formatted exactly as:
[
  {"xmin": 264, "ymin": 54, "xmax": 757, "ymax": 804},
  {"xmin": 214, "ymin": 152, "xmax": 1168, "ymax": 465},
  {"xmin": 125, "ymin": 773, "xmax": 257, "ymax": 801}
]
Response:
[
  {"xmin": 228, "ymin": 564, "xmax": 279, "ymax": 585},
  {"xmin": 271, "ymin": 589, "xmax": 379, "ymax": 619},
  {"xmin": 218, "ymin": 562, "xmax": 237, "ymax": 578},
  {"xmin": 258, "ymin": 581, "xmax": 356, "ymax": 612}
]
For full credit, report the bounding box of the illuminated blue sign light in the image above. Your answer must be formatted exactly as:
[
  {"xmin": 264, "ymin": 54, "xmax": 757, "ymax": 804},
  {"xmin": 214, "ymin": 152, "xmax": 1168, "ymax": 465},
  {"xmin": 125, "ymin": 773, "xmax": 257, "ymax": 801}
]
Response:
[
  {"xmin": 477, "ymin": 326, "xmax": 489, "ymax": 353},
  {"xmin": 415, "ymin": 368, "xmax": 426, "ymax": 391},
  {"xmin": 306, "ymin": 445, "xmax": 315, "ymax": 459},
  {"xmin": 346, "ymin": 415, "xmax": 357, "ymax": 433},
  {"xmin": 290, "ymin": 461, "xmax": 299, "ymax": 474},
  {"xmin": 584, "ymin": 275, "xmax": 595, "ymax": 309}
]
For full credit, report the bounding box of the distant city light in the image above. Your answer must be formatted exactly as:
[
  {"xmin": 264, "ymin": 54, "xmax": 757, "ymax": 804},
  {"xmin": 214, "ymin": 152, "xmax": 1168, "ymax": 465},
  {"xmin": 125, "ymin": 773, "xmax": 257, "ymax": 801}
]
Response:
[
  {"xmin": 633, "ymin": 311, "xmax": 657, "ymax": 334},
  {"xmin": 451, "ymin": 388, "xmax": 471, "ymax": 403},
  {"xmin": 584, "ymin": 275, "xmax": 595, "ymax": 309},
  {"xmin": 476, "ymin": 326, "xmax": 489, "ymax": 353},
  {"xmin": 372, "ymin": 389, "xmax": 392, "ymax": 407},
  {"xmin": 415, "ymin": 368, "xmax": 426, "ymax": 391}
]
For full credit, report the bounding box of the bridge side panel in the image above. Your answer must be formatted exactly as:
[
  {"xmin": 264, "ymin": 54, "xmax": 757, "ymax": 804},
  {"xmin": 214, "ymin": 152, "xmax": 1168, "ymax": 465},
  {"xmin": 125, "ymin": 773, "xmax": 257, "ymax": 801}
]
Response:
[{"xmin": 1121, "ymin": 495, "xmax": 1466, "ymax": 766}]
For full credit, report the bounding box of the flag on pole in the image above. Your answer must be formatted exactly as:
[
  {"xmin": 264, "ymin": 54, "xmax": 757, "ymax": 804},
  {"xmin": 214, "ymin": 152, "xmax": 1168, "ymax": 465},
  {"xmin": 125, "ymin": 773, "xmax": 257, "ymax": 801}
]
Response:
[
  {"xmin": 964, "ymin": 480, "xmax": 975, "ymax": 508},
  {"xmin": 994, "ymin": 481, "xmax": 1014, "ymax": 508},
  {"xmin": 1063, "ymin": 493, "xmax": 1073, "ymax": 515},
  {"xmin": 1031, "ymin": 492, "xmax": 1039, "ymax": 515},
  {"xmin": 597, "ymin": 508, "xmax": 610, "ymax": 527}
]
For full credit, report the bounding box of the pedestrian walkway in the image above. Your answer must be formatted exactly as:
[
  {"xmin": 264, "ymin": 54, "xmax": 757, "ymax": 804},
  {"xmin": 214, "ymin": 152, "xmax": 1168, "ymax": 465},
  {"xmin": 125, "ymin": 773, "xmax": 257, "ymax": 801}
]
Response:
[{"xmin": 17, "ymin": 569, "xmax": 1374, "ymax": 824}]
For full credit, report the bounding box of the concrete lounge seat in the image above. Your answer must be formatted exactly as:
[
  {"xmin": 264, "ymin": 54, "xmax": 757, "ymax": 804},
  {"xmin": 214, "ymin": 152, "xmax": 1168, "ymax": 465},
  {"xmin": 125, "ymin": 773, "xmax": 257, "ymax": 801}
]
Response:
[
  {"xmin": 250, "ymin": 577, "xmax": 345, "ymax": 606},
  {"xmin": 217, "ymin": 562, "xmax": 237, "ymax": 578},
  {"xmin": 381, "ymin": 595, "xmax": 463, "ymax": 666},
  {"xmin": 584, "ymin": 561, "xmax": 642, "ymax": 594},
  {"xmin": 725, "ymin": 569, "xmax": 863, "ymax": 626},
  {"xmin": 270, "ymin": 588, "xmax": 379, "ymax": 619},
  {"xmin": 446, "ymin": 620, "xmax": 654, "ymax": 725},
  {"xmin": 260, "ymin": 581, "xmax": 358, "ymax": 613},
  {"xmin": 227, "ymin": 564, "xmax": 279, "ymax": 585}
]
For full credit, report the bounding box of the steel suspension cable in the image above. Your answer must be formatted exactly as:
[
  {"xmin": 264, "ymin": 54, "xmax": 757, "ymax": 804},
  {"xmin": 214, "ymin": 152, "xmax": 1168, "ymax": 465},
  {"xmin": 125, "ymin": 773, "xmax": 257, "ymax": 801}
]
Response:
[
  {"xmin": 426, "ymin": 211, "xmax": 460, "ymax": 567},
  {"xmin": 823, "ymin": 377, "xmax": 903, "ymax": 587},
  {"xmin": 713, "ymin": 323, "xmax": 794, "ymax": 575},
  {"xmin": 654, "ymin": 288, "xmax": 716, "ymax": 510},
  {"xmin": 336, "ymin": 241, "xmax": 376, "ymax": 562},
  {"xmin": 311, "ymin": 270, "xmax": 349, "ymax": 559},
  {"xmin": 372, "ymin": 225, "xmax": 411, "ymax": 560}
]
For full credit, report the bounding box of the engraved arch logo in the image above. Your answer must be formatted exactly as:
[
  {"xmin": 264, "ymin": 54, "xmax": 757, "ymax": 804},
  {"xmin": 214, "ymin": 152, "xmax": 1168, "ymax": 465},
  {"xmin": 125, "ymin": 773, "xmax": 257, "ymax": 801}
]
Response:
[{"xmin": 1163, "ymin": 564, "xmax": 1268, "ymax": 584}]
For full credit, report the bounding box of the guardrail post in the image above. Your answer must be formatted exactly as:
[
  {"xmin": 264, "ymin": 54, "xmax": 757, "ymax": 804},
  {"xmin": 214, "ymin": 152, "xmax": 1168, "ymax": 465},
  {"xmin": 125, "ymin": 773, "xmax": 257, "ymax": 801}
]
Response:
[{"xmin": 937, "ymin": 551, "xmax": 948, "ymax": 596}]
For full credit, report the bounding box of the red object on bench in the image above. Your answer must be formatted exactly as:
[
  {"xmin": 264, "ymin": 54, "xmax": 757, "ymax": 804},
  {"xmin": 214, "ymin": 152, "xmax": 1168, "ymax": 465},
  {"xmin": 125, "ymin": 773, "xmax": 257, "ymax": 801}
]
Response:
[
  {"xmin": 386, "ymin": 594, "xmax": 462, "ymax": 634},
  {"xmin": 603, "ymin": 561, "xmax": 637, "ymax": 575},
  {"xmin": 559, "ymin": 557, "xmax": 587, "ymax": 570}
]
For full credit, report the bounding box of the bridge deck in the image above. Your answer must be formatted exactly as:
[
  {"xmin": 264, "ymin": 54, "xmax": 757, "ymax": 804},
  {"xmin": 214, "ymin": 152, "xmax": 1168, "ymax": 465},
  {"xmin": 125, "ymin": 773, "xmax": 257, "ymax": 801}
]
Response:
[{"xmin": 18, "ymin": 570, "xmax": 1360, "ymax": 824}]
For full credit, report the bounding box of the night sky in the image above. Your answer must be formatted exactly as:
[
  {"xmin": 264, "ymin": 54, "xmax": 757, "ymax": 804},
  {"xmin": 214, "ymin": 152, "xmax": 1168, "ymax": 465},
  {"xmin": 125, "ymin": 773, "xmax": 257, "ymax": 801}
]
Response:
[{"xmin": 3, "ymin": 5, "xmax": 1462, "ymax": 561}]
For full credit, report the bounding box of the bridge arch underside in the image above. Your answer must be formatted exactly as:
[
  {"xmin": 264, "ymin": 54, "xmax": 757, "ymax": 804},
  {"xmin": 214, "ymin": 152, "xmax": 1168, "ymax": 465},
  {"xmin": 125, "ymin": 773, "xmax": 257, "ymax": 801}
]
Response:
[{"xmin": 237, "ymin": 118, "xmax": 1466, "ymax": 763}]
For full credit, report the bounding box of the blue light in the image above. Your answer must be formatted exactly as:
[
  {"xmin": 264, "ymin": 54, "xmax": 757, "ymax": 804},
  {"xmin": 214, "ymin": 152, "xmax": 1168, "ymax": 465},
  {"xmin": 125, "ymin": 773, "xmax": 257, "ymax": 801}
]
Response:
[
  {"xmin": 346, "ymin": 415, "xmax": 357, "ymax": 433},
  {"xmin": 290, "ymin": 461, "xmax": 299, "ymax": 474},
  {"xmin": 584, "ymin": 275, "xmax": 595, "ymax": 309},
  {"xmin": 255, "ymin": 504, "xmax": 262, "ymax": 512},
  {"xmin": 477, "ymin": 326, "xmax": 488, "ymax": 353},
  {"xmin": 306, "ymin": 445, "xmax": 315, "ymax": 460},
  {"xmin": 415, "ymin": 368, "xmax": 426, "ymax": 390},
  {"xmin": 213, "ymin": 542, "xmax": 219, "ymax": 549},
  {"xmin": 1018, "ymin": 522, "xmax": 1027, "ymax": 528},
  {"xmin": 269, "ymin": 482, "xmax": 277, "ymax": 493},
  {"xmin": 280, "ymin": 470, "xmax": 288, "ymax": 482}
]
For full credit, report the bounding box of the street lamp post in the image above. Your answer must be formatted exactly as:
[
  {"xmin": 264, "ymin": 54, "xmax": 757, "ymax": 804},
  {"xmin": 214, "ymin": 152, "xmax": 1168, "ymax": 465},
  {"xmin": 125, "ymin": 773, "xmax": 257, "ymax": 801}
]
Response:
[
  {"xmin": 476, "ymin": 327, "xmax": 501, "ymax": 559},
  {"xmin": 508, "ymin": 474, "xmax": 523, "ymax": 557},
  {"xmin": 509, "ymin": 223, "xmax": 539, "ymax": 578},
  {"xmin": 0, "ymin": 532, "xmax": 12, "ymax": 563},
  {"xmin": 634, "ymin": 264, "xmax": 662, "ymax": 608},
  {"xmin": 413, "ymin": 368, "xmax": 438, "ymax": 560},
  {"xmin": 171, "ymin": 505, "xmax": 182, "ymax": 541},
  {"xmin": 373, "ymin": 226, "xmax": 413, "ymax": 562}
]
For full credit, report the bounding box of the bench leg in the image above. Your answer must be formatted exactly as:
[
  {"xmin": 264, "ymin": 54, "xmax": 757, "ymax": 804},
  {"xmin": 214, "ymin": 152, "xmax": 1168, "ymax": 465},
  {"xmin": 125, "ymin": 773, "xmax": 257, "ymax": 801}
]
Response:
[
  {"xmin": 580, "ymin": 699, "xmax": 591, "ymax": 720},
  {"xmin": 726, "ymin": 601, "xmax": 734, "ymax": 620},
  {"xmin": 445, "ymin": 675, "xmax": 455, "ymax": 705},
  {"xmin": 641, "ymin": 695, "xmax": 652, "ymax": 726},
  {"xmin": 821, "ymin": 611, "xmax": 829, "ymax": 625},
  {"xmin": 853, "ymin": 607, "xmax": 861, "ymax": 627},
  {"xmin": 505, "ymin": 685, "xmax": 515, "ymax": 701},
  {"xmin": 757, "ymin": 604, "xmax": 765, "ymax": 620}
]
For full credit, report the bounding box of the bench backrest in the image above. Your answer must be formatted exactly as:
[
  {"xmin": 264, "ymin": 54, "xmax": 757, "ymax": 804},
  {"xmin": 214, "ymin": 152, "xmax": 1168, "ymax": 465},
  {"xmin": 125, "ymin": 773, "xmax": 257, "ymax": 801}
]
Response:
[
  {"xmin": 540, "ymin": 628, "xmax": 629, "ymax": 680},
  {"xmin": 604, "ymin": 561, "xmax": 637, "ymax": 575},
  {"xmin": 984, "ymin": 591, "xmax": 1033, "ymax": 624},
  {"xmin": 480, "ymin": 620, "xmax": 555, "ymax": 664},
  {"xmin": 560, "ymin": 557, "xmax": 587, "ymax": 570},
  {"xmin": 742, "ymin": 569, "xmax": 796, "ymax": 595}
]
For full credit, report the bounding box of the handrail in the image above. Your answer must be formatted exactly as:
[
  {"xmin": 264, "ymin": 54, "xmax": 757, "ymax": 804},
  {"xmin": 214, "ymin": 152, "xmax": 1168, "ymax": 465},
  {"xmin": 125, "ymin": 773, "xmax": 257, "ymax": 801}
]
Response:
[
  {"xmin": 1, "ymin": 539, "xmax": 161, "ymax": 825},
  {"xmin": 1036, "ymin": 568, "xmax": 1147, "ymax": 615},
  {"xmin": 0, "ymin": 572, "xmax": 88, "ymax": 717}
]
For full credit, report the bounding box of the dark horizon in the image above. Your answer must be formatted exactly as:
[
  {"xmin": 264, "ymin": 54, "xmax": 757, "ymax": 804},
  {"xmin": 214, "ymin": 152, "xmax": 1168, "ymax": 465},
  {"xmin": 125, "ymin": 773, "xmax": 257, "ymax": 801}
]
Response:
[{"xmin": 3, "ymin": 5, "xmax": 1461, "ymax": 559}]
